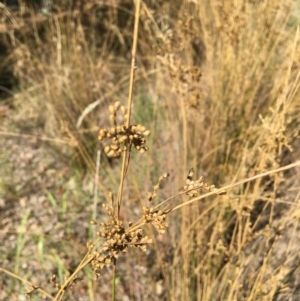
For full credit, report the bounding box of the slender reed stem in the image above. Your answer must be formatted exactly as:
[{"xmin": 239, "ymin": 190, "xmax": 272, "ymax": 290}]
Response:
[
  {"xmin": 172, "ymin": 161, "xmax": 300, "ymax": 212},
  {"xmin": 117, "ymin": 149, "xmax": 129, "ymax": 218},
  {"xmin": 93, "ymin": 149, "xmax": 101, "ymax": 241},
  {"xmin": 112, "ymin": 259, "xmax": 117, "ymax": 301},
  {"xmin": 0, "ymin": 268, "xmax": 54, "ymax": 301},
  {"xmin": 53, "ymin": 237, "xmax": 101, "ymax": 301},
  {"xmin": 116, "ymin": 0, "xmax": 141, "ymax": 217},
  {"xmin": 125, "ymin": 0, "xmax": 141, "ymax": 128},
  {"xmin": 113, "ymin": 1, "xmax": 141, "ymax": 300}
]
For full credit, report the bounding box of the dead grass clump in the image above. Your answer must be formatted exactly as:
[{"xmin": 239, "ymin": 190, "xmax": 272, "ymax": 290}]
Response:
[{"xmin": 1, "ymin": 0, "xmax": 300, "ymax": 300}]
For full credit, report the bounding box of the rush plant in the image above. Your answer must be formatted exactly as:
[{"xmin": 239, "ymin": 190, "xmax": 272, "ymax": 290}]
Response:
[{"xmin": 1, "ymin": 1, "xmax": 300, "ymax": 301}]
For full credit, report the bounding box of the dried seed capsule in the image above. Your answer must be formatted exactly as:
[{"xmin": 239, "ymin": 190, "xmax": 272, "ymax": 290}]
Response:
[
  {"xmin": 99, "ymin": 129, "xmax": 107, "ymax": 136},
  {"xmin": 121, "ymin": 106, "xmax": 127, "ymax": 115},
  {"xmin": 109, "ymin": 105, "xmax": 115, "ymax": 114},
  {"xmin": 110, "ymin": 127, "xmax": 116, "ymax": 135},
  {"xmin": 104, "ymin": 146, "xmax": 111, "ymax": 153},
  {"xmin": 143, "ymin": 130, "xmax": 151, "ymax": 136},
  {"xmin": 110, "ymin": 144, "xmax": 120, "ymax": 151},
  {"xmin": 139, "ymin": 125, "xmax": 146, "ymax": 132},
  {"xmin": 50, "ymin": 274, "xmax": 56, "ymax": 282},
  {"xmin": 107, "ymin": 150, "xmax": 116, "ymax": 157},
  {"xmin": 110, "ymin": 115, "xmax": 116, "ymax": 125},
  {"xmin": 114, "ymin": 101, "xmax": 121, "ymax": 110},
  {"xmin": 117, "ymin": 137, "xmax": 125, "ymax": 144},
  {"xmin": 116, "ymin": 125, "xmax": 123, "ymax": 132},
  {"xmin": 123, "ymin": 114, "xmax": 129, "ymax": 122}
]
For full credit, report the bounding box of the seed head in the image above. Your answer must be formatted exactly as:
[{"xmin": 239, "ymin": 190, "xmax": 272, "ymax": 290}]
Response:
[{"xmin": 98, "ymin": 101, "xmax": 151, "ymax": 158}]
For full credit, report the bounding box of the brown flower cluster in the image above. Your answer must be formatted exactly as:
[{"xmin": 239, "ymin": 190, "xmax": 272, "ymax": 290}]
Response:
[
  {"xmin": 181, "ymin": 168, "xmax": 220, "ymax": 197},
  {"xmin": 142, "ymin": 207, "xmax": 170, "ymax": 234},
  {"xmin": 98, "ymin": 101, "xmax": 150, "ymax": 158},
  {"xmin": 89, "ymin": 199, "xmax": 152, "ymax": 279},
  {"xmin": 147, "ymin": 172, "xmax": 170, "ymax": 202}
]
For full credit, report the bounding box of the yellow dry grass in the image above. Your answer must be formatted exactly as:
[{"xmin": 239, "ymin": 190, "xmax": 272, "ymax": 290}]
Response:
[{"xmin": 1, "ymin": 0, "xmax": 300, "ymax": 300}]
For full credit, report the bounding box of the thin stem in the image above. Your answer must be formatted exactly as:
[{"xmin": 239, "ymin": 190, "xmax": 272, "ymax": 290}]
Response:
[
  {"xmin": 171, "ymin": 161, "xmax": 300, "ymax": 212},
  {"xmin": 93, "ymin": 149, "xmax": 101, "ymax": 241},
  {"xmin": 117, "ymin": 149, "xmax": 129, "ymax": 218},
  {"xmin": 117, "ymin": 0, "xmax": 141, "ymax": 217},
  {"xmin": 114, "ymin": 0, "xmax": 141, "ymax": 299},
  {"xmin": 53, "ymin": 237, "xmax": 101, "ymax": 301},
  {"xmin": 0, "ymin": 268, "xmax": 54, "ymax": 300},
  {"xmin": 53, "ymin": 255, "xmax": 94, "ymax": 301},
  {"xmin": 54, "ymin": 257, "xmax": 94, "ymax": 301},
  {"xmin": 126, "ymin": 0, "xmax": 141, "ymax": 128},
  {"xmin": 116, "ymin": 0, "xmax": 141, "ymax": 217},
  {"xmin": 112, "ymin": 259, "xmax": 117, "ymax": 301}
]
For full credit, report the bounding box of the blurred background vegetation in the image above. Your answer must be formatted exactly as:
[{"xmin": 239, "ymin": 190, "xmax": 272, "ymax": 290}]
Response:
[{"xmin": 1, "ymin": 0, "xmax": 300, "ymax": 300}]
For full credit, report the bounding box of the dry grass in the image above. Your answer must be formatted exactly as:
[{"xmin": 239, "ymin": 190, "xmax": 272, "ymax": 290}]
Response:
[{"xmin": 1, "ymin": 0, "xmax": 300, "ymax": 300}]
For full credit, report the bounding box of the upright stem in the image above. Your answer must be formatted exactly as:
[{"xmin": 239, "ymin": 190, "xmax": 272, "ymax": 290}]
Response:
[
  {"xmin": 93, "ymin": 149, "xmax": 101, "ymax": 241},
  {"xmin": 125, "ymin": 0, "xmax": 141, "ymax": 128},
  {"xmin": 179, "ymin": 96, "xmax": 188, "ymax": 299},
  {"xmin": 112, "ymin": 259, "xmax": 117, "ymax": 301},
  {"xmin": 113, "ymin": 1, "xmax": 141, "ymax": 301},
  {"xmin": 117, "ymin": 0, "xmax": 141, "ymax": 217}
]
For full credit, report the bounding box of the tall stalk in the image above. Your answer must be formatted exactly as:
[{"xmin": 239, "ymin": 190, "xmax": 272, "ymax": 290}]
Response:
[{"xmin": 113, "ymin": 1, "xmax": 141, "ymax": 300}]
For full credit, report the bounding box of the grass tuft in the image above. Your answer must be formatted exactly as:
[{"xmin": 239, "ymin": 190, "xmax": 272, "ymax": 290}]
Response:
[{"xmin": 1, "ymin": 0, "xmax": 300, "ymax": 300}]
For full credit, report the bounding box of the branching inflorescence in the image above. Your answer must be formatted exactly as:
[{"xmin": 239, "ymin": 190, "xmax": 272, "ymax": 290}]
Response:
[
  {"xmin": 87, "ymin": 115, "xmax": 173, "ymax": 279},
  {"xmin": 10, "ymin": 96, "xmax": 221, "ymax": 300},
  {"xmin": 98, "ymin": 101, "xmax": 150, "ymax": 158}
]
